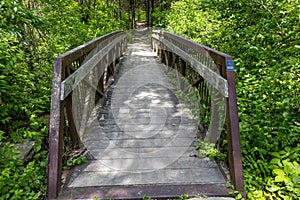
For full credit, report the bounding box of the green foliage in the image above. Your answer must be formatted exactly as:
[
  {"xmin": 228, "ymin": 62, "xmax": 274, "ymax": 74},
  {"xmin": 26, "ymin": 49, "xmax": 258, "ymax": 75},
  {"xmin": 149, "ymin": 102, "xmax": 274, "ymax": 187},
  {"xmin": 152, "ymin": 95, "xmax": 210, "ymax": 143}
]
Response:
[
  {"xmin": 153, "ymin": 0, "xmax": 221, "ymax": 46},
  {"xmin": 178, "ymin": 194, "xmax": 202, "ymax": 199},
  {"xmin": 142, "ymin": 195, "xmax": 152, "ymax": 200},
  {"xmin": 196, "ymin": 141, "xmax": 226, "ymax": 161},
  {"xmin": 154, "ymin": 0, "xmax": 300, "ymax": 199},
  {"xmin": 0, "ymin": 0, "xmax": 128, "ymax": 199},
  {"xmin": 178, "ymin": 194, "xmax": 190, "ymax": 199},
  {"xmin": 246, "ymin": 146, "xmax": 300, "ymax": 199},
  {"xmin": 0, "ymin": 131, "xmax": 48, "ymax": 199},
  {"xmin": 63, "ymin": 156, "xmax": 87, "ymax": 171}
]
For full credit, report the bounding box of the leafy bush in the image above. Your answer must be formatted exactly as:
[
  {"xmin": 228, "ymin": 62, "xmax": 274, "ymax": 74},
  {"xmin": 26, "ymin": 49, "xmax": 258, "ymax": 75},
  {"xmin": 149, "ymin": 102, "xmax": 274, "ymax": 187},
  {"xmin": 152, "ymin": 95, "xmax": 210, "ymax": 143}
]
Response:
[{"xmin": 0, "ymin": 130, "xmax": 48, "ymax": 199}]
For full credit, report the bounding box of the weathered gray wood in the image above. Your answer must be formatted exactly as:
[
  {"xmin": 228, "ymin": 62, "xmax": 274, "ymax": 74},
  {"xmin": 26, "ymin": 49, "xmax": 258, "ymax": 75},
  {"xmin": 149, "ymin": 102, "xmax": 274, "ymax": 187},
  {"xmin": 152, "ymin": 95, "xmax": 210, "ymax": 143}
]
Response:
[
  {"xmin": 63, "ymin": 33, "xmax": 227, "ymax": 194},
  {"xmin": 59, "ymin": 31, "xmax": 124, "ymax": 68},
  {"xmin": 152, "ymin": 34, "xmax": 228, "ymax": 97},
  {"xmin": 69, "ymin": 168, "xmax": 225, "ymax": 187},
  {"xmin": 60, "ymin": 35, "xmax": 126, "ymax": 100},
  {"xmin": 73, "ymin": 157, "xmax": 219, "ymax": 173}
]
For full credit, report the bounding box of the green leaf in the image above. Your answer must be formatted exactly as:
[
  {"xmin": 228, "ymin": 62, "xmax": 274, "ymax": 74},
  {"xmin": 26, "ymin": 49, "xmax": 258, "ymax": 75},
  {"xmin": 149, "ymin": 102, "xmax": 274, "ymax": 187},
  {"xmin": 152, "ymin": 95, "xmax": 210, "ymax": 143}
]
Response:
[
  {"xmin": 66, "ymin": 161, "xmax": 72, "ymax": 167},
  {"xmin": 275, "ymin": 175, "xmax": 291, "ymax": 183},
  {"xmin": 270, "ymin": 158, "xmax": 282, "ymax": 166},
  {"xmin": 292, "ymin": 176, "xmax": 300, "ymax": 184},
  {"xmin": 273, "ymin": 169, "xmax": 285, "ymax": 176},
  {"xmin": 270, "ymin": 152, "xmax": 280, "ymax": 158},
  {"xmin": 235, "ymin": 193, "xmax": 243, "ymax": 199}
]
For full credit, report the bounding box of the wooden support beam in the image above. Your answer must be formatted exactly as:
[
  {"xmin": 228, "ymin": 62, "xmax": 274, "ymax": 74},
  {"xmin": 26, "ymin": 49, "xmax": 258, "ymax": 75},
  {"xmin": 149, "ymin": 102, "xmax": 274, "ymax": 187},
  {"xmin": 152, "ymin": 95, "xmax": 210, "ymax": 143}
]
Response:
[
  {"xmin": 47, "ymin": 57, "xmax": 64, "ymax": 199},
  {"xmin": 226, "ymin": 69, "xmax": 244, "ymax": 193},
  {"xmin": 64, "ymin": 94, "xmax": 81, "ymax": 147}
]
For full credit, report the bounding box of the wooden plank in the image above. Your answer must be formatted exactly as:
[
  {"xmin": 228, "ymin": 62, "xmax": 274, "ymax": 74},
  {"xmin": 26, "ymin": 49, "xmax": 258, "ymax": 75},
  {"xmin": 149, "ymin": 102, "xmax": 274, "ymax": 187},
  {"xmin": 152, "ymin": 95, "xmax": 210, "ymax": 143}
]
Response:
[
  {"xmin": 58, "ymin": 184, "xmax": 233, "ymax": 199},
  {"xmin": 68, "ymin": 168, "xmax": 225, "ymax": 188},
  {"xmin": 153, "ymin": 30, "xmax": 232, "ymax": 62},
  {"xmin": 73, "ymin": 157, "xmax": 220, "ymax": 173}
]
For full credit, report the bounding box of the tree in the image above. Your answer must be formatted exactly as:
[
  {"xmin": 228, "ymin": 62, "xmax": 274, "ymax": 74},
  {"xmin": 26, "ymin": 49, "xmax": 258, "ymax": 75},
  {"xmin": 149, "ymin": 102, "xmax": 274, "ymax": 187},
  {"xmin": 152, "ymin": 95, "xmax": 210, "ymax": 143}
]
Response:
[{"xmin": 129, "ymin": 0, "xmax": 135, "ymax": 28}]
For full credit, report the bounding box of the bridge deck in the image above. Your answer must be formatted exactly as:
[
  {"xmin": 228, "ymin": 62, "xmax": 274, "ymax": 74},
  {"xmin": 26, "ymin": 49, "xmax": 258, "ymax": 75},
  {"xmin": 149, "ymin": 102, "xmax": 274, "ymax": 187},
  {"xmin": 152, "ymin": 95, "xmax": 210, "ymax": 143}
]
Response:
[{"xmin": 58, "ymin": 35, "xmax": 232, "ymax": 199}]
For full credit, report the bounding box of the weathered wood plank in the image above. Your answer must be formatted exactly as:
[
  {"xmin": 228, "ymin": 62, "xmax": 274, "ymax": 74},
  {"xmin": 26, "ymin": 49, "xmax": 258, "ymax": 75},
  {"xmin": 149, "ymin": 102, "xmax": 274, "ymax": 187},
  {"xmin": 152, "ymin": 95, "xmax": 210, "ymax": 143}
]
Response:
[
  {"xmin": 58, "ymin": 184, "xmax": 233, "ymax": 199},
  {"xmin": 69, "ymin": 168, "xmax": 225, "ymax": 188},
  {"xmin": 73, "ymin": 157, "xmax": 219, "ymax": 173}
]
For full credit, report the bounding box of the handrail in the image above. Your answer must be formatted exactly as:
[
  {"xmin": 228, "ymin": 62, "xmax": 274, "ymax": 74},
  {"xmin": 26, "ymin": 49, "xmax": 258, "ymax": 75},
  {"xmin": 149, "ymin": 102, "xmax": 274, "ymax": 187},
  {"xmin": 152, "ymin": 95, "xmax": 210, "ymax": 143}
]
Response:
[
  {"xmin": 152, "ymin": 30, "xmax": 244, "ymax": 194},
  {"xmin": 47, "ymin": 31, "xmax": 127, "ymax": 199}
]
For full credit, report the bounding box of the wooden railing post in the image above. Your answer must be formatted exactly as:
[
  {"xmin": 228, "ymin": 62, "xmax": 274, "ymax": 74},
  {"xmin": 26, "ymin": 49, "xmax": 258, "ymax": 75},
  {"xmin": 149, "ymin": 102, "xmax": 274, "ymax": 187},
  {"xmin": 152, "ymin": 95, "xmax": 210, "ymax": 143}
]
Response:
[
  {"xmin": 47, "ymin": 57, "xmax": 64, "ymax": 199},
  {"xmin": 225, "ymin": 59, "xmax": 244, "ymax": 193}
]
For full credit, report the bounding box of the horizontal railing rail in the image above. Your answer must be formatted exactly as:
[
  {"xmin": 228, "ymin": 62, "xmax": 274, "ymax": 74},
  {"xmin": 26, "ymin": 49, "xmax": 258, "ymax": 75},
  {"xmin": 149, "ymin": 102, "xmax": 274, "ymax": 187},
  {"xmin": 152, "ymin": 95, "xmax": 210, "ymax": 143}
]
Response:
[
  {"xmin": 152, "ymin": 30, "xmax": 244, "ymax": 194},
  {"xmin": 47, "ymin": 31, "xmax": 127, "ymax": 199}
]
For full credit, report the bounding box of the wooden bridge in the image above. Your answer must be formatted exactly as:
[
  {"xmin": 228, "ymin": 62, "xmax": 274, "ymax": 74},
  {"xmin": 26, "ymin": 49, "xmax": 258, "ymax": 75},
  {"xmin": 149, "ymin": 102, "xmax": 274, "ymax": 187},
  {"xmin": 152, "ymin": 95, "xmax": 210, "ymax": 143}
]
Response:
[{"xmin": 47, "ymin": 29, "xmax": 244, "ymax": 199}]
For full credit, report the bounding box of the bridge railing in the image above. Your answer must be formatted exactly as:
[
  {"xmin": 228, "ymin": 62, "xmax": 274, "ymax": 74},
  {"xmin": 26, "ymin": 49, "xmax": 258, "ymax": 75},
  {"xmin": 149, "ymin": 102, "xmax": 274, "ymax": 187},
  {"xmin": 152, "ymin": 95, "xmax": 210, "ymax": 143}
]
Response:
[
  {"xmin": 152, "ymin": 30, "xmax": 244, "ymax": 193},
  {"xmin": 47, "ymin": 31, "xmax": 127, "ymax": 199}
]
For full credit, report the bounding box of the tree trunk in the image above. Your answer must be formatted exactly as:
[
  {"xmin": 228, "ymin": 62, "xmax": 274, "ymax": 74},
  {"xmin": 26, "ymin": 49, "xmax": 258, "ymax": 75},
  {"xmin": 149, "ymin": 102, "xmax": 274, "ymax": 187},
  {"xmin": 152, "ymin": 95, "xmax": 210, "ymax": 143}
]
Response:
[
  {"xmin": 146, "ymin": 0, "xmax": 150, "ymax": 26},
  {"xmin": 150, "ymin": 0, "xmax": 154, "ymax": 26},
  {"xmin": 129, "ymin": 0, "xmax": 135, "ymax": 29},
  {"xmin": 119, "ymin": 0, "xmax": 122, "ymax": 20}
]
